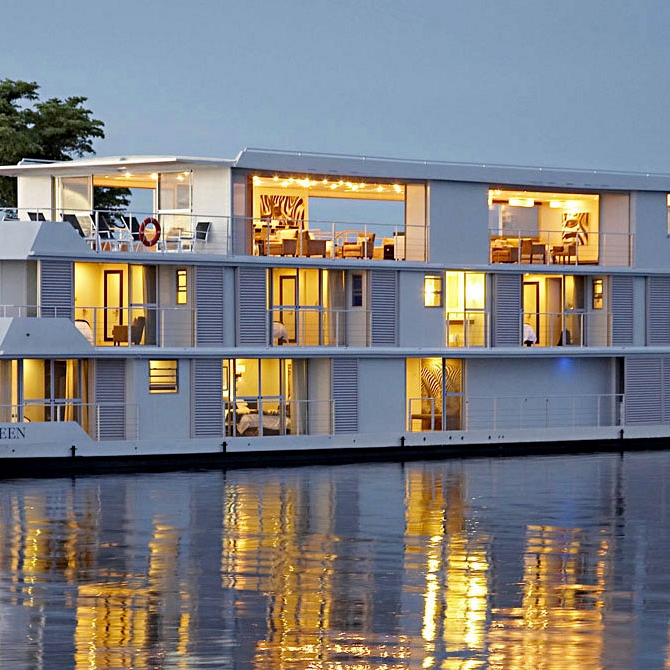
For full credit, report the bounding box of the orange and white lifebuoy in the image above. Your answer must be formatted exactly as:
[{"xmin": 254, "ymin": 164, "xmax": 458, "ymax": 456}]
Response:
[{"xmin": 138, "ymin": 217, "xmax": 161, "ymax": 247}]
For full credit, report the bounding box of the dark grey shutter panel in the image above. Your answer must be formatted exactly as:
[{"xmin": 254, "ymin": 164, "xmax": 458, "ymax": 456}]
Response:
[
  {"xmin": 40, "ymin": 260, "xmax": 73, "ymax": 319},
  {"xmin": 611, "ymin": 276, "xmax": 634, "ymax": 345},
  {"xmin": 625, "ymin": 356, "xmax": 662, "ymax": 424},
  {"xmin": 193, "ymin": 358, "xmax": 223, "ymax": 437},
  {"xmin": 493, "ymin": 274, "xmax": 521, "ymax": 347},
  {"xmin": 647, "ymin": 277, "xmax": 670, "ymax": 345},
  {"xmin": 196, "ymin": 266, "xmax": 224, "ymax": 345},
  {"xmin": 237, "ymin": 267, "xmax": 267, "ymax": 345},
  {"xmin": 332, "ymin": 358, "xmax": 358, "ymax": 433},
  {"xmin": 95, "ymin": 359, "xmax": 126, "ymax": 439},
  {"xmin": 370, "ymin": 271, "xmax": 397, "ymax": 346}
]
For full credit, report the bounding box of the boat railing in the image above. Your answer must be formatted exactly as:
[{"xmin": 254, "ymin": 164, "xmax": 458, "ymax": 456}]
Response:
[
  {"xmin": 465, "ymin": 393, "xmax": 624, "ymax": 431},
  {"xmin": 4, "ymin": 207, "xmax": 231, "ymax": 255},
  {"xmin": 271, "ymin": 307, "xmax": 370, "ymax": 346},
  {"xmin": 3, "ymin": 207, "xmax": 430, "ymax": 261},
  {"xmin": 490, "ymin": 228, "xmax": 633, "ymax": 267},
  {"xmin": 252, "ymin": 216, "xmax": 425, "ymax": 261},
  {"xmin": 522, "ymin": 311, "xmax": 590, "ymax": 348},
  {"xmin": 446, "ymin": 311, "xmax": 489, "ymax": 347},
  {"xmin": 224, "ymin": 398, "xmax": 334, "ymax": 436},
  {"xmin": 74, "ymin": 305, "xmax": 195, "ymax": 347},
  {"xmin": 0, "ymin": 401, "xmax": 139, "ymax": 440}
]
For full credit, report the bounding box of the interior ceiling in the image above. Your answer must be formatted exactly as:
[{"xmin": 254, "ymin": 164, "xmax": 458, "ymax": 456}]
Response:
[
  {"xmin": 93, "ymin": 172, "xmax": 157, "ymax": 189},
  {"xmin": 252, "ymin": 174, "xmax": 405, "ymax": 201},
  {"xmin": 489, "ymin": 188, "xmax": 599, "ymax": 204}
]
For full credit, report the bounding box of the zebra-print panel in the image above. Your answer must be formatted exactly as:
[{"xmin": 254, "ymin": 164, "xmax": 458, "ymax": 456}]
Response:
[{"xmin": 260, "ymin": 195, "xmax": 305, "ymax": 224}]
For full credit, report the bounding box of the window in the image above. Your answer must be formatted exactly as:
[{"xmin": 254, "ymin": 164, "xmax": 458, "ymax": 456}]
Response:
[
  {"xmin": 352, "ymin": 273, "xmax": 364, "ymax": 307},
  {"xmin": 176, "ymin": 268, "xmax": 188, "ymax": 304},
  {"xmin": 445, "ymin": 272, "xmax": 487, "ymax": 347},
  {"xmin": 593, "ymin": 278, "xmax": 604, "ymax": 309},
  {"xmin": 424, "ymin": 274, "xmax": 443, "ymax": 307},
  {"xmin": 149, "ymin": 360, "xmax": 178, "ymax": 393}
]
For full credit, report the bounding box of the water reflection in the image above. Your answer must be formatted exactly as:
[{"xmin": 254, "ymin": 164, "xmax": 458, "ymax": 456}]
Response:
[{"xmin": 1, "ymin": 452, "xmax": 670, "ymax": 667}]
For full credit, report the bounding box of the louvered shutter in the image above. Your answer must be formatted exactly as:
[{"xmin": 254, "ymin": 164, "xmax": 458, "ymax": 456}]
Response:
[
  {"xmin": 625, "ymin": 356, "xmax": 662, "ymax": 424},
  {"xmin": 647, "ymin": 277, "xmax": 670, "ymax": 345},
  {"xmin": 611, "ymin": 276, "xmax": 634, "ymax": 345},
  {"xmin": 40, "ymin": 260, "xmax": 73, "ymax": 319},
  {"xmin": 237, "ymin": 267, "xmax": 267, "ymax": 345},
  {"xmin": 95, "ymin": 359, "xmax": 126, "ymax": 439},
  {"xmin": 493, "ymin": 274, "xmax": 521, "ymax": 347},
  {"xmin": 370, "ymin": 271, "xmax": 397, "ymax": 346},
  {"xmin": 193, "ymin": 358, "xmax": 223, "ymax": 437},
  {"xmin": 332, "ymin": 358, "xmax": 358, "ymax": 433},
  {"xmin": 196, "ymin": 266, "xmax": 224, "ymax": 345}
]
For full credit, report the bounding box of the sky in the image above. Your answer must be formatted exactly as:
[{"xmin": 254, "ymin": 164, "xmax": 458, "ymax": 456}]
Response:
[{"xmin": 3, "ymin": 0, "xmax": 670, "ymax": 172}]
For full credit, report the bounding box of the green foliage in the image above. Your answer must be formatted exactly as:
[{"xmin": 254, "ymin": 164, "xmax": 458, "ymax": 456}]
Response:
[{"xmin": 0, "ymin": 79, "xmax": 105, "ymax": 207}]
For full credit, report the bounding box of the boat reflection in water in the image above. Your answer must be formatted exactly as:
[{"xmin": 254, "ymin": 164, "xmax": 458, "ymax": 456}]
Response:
[{"xmin": 0, "ymin": 451, "xmax": 667, "ymax": 668}]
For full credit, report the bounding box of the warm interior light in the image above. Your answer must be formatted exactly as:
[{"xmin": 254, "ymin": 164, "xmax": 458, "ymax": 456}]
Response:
[{"xmin": 508, "ymin": 197, "xmax": 534, "ymax": 207}]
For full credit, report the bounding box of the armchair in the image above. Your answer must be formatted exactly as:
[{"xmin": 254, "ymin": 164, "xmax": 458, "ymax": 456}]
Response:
[{"xmin": 342, "ymin": 232, "xmax": 375, "ymax": 259}]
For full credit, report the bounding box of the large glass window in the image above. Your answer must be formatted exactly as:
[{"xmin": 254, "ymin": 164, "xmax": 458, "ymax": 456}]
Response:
[
  {"xmin": 406, "ymin": 358, "xmax": 463, "ymax": 431},
  {"xmin": 489, "ymin": 189, "xmax": 600, "ymax": 266},
  {"xmin": 445, "ymin": 272, "xmax": 487, "ymax": 347},
  {"xmin": 523, "ymin": 274, "xmax": 586, "ymax": 347}
]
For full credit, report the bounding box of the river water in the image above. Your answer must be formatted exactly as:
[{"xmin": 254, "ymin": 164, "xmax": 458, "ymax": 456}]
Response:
[{"xmin": 1, "ymin": 449, "xmax": 670, "ymax": 669}]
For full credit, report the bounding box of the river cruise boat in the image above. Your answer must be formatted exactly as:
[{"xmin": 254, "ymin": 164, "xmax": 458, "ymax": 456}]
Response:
[{"xmin": 0, "ymin": 148, "xmax": 668, "ymax": 472}]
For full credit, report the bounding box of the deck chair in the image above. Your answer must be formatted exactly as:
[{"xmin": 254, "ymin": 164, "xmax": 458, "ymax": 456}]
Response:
[
  {"xmin": 62, "ymin": 213, "xmax": 87, "ymax": 238},
  {"xmin": 179, "ymin": 220, "xmax": 211, "ymax": 251}
]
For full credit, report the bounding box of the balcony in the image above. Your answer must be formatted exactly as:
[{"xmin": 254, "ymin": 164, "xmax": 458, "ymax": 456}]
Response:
[
  {"xmin": 464, "ymin": 393, "xmax": 623, "ymax": 430},
  {"xmin": 0, "ymin": 401, "xmax": 139, "ymax": 440},
  {"xmin": 446, "ymin": 311, "xmax": 489, "ymax": 347},
  {"xmin": 271, "ymin": 307, "xmax": 370, "ymax": 347},
  {"xmin": 73, "ymin": 306, "xmax": 195, "ymax": 347},
  {"xmin": 490, "ymin": 230, "xmax": 633, "ymax": 267},
  {"xmin": 224, "ymin": 398, "xmax": 334, "ymax": 437}
]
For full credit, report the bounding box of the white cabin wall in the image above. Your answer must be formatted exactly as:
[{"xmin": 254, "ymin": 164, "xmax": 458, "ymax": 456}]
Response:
[
  {"xmin": 467, "ymin": 357, "xmax": 612, "ymax": 407},
  {"xmin": 17, "ymin": 175, "xmax": 52, "ymax": 220},
  {"xmin": 0, "ymin": 261, "xmax": 35, "ymax": 306},
  {"xmin": 631, "ymin": 191, "xmax": 670, "ymax": 269},
  {"xmin": 129, "ymin": 358, "xmax": 192, "ymax": 440},
  {"xmin": 358, "ymin": 358, "xmax": 405, "ymax": 433},
  {"xmin": 158, "ymin": 265, "xmax": 194, "ymax": 347},
  {"xmin": 599, "ymin": 194, "xmax": 630, "ymax": 266},
  {"xmin": 191, "ymin": 166, "xmax": 231, "ymax": 250},
  {"xmin": 428, "ymin": 181, "xmax": 489, "ymax": 265},
  {"xmin": 398, "ymin": 271, "xmax": 445, "ymax": 347}
]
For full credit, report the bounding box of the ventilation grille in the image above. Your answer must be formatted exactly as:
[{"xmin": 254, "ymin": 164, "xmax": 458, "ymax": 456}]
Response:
[
  {"xmin": 493, "ymin": 274, "xmax": 521, "ymax": 347},
  {"xmin": 193, "ymin": 359, "xmax": 223, "ymax": 437},
  {"xmin": 196, "ymin": 266, "xmax": 225, "ymax": 345},
  {"xmin": 95, "ymin": 359, "xmax": 126, "ymax": 440},
  {"xmin": 40, "ymin": 261, "xmax": 73, "ymax": 319},
  {"xmin": 237, "ymin": 267, "xmax": 267, "ymax": 345},
  {"xmin": 332, "ymin": 358, "xmax": 358, "ymax": 433},
  {"xmin": 647, "ymin": 277, "xmax": 670, "ymax": 345},
  {"xmin": 370, "ymin": 271, "xmax": 397, "ymax": 346}
]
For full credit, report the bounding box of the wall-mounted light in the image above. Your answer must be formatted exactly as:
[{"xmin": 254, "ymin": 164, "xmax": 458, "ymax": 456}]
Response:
[{"xmin": 508, "ymin": 197, "xmax": 535, "ymax": 207}]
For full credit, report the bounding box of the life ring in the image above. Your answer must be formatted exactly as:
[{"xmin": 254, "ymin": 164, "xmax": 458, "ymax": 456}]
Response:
[{"xmin": 138, "ymin": 217, "xmax": 161, "ymax": 247}]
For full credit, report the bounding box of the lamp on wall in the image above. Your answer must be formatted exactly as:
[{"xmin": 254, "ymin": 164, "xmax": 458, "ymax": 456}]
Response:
[{"xmin": 235, "ymin": 363, "xmax": 246, "ymax": 379}]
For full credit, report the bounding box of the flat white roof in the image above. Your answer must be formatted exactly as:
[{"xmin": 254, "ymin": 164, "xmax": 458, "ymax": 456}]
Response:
[{"xmin": 1, "ymin": 148, "xmax": 670, "ymax": 192}]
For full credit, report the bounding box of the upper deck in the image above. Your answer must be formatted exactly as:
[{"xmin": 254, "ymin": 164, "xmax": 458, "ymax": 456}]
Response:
[{"xmin": 2, "ymin": 149, "xmax": 670, "ymax": 269}]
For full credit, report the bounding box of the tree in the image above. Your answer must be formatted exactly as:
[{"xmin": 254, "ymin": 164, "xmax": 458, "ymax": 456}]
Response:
[{"xmin": 0, "ymin": 79, "xmax": 122, "ymax": 208}]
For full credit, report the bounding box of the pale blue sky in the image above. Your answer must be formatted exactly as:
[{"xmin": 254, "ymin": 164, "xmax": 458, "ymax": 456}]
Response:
[{"xmin": 3, "ymin": 0, "xmax": 670, "ymax": 171}]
